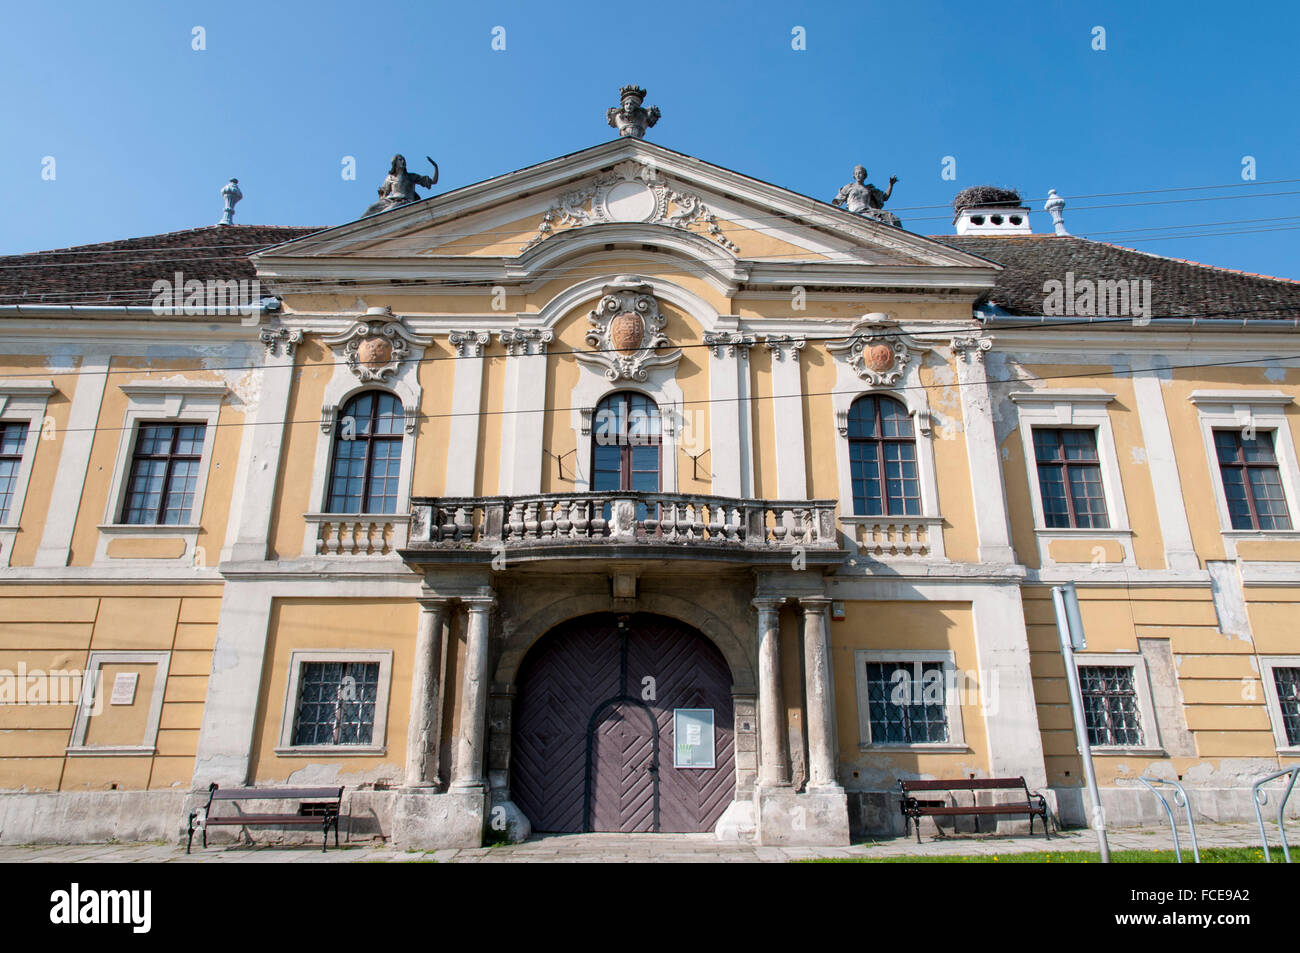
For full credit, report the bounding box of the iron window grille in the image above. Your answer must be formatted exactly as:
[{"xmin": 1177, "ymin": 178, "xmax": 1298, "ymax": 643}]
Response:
[
  {"xmin": 291, "ymin": 661, "xmax": 381, "ymax": 746},
  {"xmin": 864, "ymin": 660, "xmax": 948, "ymax": 744},
  {"xmin": 1033, "ymin": 428, "xmax": 1109, "ymax": 529},
  {"xmin": 1272, "ymin": 666, "xmax": 1300, "ymax": 747},
  {"xmin": 121, "ymin": 422, "xmax": 206, "ymax": 525},
  {"xmin": 1213, "ymin": 429, "xmax": 1292, "ymax": 530},
  {"xmin": 0, "ymin": 422, "xmax": 29, "ymax": 523},
  {"xmin": 326, "ymin": 391, "xmax": 404, "ymax": 514},
  {"xmin": 847, "ymin": 395, "xmax": 920, "ymax": 517},
  {"xmin": 1078, "ymin": 665, "xmax": 1144, "ymax": 746}
]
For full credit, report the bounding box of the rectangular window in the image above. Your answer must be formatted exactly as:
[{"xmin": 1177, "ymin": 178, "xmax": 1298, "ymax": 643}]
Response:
[
  {"xmin": 121, "ymin": 422, "xmax": 206, "ymax": 525},
  {"xmin": 1078, "ymin": 665, "xmax": 1144, "ymax": 746},
  {"xmin": 1272, "ymin": 666, "xmax": 1300, "ymax": 747},
  {"xmin": 1034, "ymin": 428, "xmax": 1109, "ymax": 529},
  {"xmin": 864, "ymin": 660, "xmax": 949, "ymax": 744},
  {"xmin": 1214, "ymin": 429, "xmax": 1292, "ymax": 530},
  {"xmin": 291, "ymin": 661, "xmax": 381, "ymax": 746},
  {"xmin": 0, "ymin": 422, "xmax": 30, "ymax": 523}
]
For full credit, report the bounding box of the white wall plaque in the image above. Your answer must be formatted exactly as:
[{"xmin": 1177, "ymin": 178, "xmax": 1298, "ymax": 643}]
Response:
[
  {"xmin": 110, "ymin": 671, "xmax": 139, "ymax": 706},
  {"xmin": 673, "ymin": 708, "xmax": 715, "ymax": 768}
]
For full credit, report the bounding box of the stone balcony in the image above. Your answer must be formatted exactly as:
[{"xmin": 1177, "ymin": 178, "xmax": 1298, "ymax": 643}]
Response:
[{"xmin": 402, "ymin": 492, "xmax": 844, "ymax": 568}]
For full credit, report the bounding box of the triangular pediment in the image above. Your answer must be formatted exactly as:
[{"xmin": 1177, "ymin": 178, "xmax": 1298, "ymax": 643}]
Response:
[{"xmin": 253, "ymin": 139, "xmax": 998, "ymax": 295}]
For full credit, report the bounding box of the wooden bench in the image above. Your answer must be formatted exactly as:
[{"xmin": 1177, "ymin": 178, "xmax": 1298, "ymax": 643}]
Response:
[
  {"xmin": 187, "ymin": 783, "xmax": 343, "ymax": 853},
  {"xmin": 898, "ymin": 777, "xmax": 1049, "ymax": 843}
]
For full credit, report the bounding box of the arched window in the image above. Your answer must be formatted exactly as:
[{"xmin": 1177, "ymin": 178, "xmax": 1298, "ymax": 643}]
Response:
[
  {"xmin": 327, "ymin": 391, "xmax": 404, "ymax": 514},
  {"xmin": 591, "ymin": 392, "xmax": 661, "ymax": 493},
  {"xmin": 847, "ymin": 395, "xmax": 920, "ymax": 516}
]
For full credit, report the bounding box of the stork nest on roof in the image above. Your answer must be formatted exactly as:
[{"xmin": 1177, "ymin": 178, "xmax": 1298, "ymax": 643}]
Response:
[{"xmin": 953, "ymin": 186, "xmax": 1022, "ymax": 212}]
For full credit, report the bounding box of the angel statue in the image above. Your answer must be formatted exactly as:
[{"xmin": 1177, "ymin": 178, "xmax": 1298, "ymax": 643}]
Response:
[
  {"xmin": 606, "ymin": 85, "xmax": 660, "ymax": 140},
  {"xmin": 362, "ymin": 154, "xmax": 439, "ymax": 217}
]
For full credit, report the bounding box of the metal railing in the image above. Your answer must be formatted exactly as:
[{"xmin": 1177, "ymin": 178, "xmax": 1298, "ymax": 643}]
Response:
[
  {"xmin": 1120, "ymin": 776, "xmax": 1200, "ymax": 863},
  {"xmin": 1252, "ymin": 766, "xmax": 1298, "ymax": 863}
]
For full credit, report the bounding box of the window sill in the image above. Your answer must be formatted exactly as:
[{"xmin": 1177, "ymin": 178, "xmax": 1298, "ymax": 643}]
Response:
[
  {"xmin": 1033, "ymin": 526, "xmax": 1132, "ymax": 538},
  {"xmin": 1089, "ymin": 746, "xmax": 1167, "ymax": 757},
  {"xmin": 859, "ymin": 743, "xmax": 972, "ymax": 753},
  {"xmin": 65, "ymin": 745, "xmax": 157, "ymax": 757},
  {"xmin": 98, "ymin": 524, "xmax": 201, "ymax": 534},
  {"xmin": 273, "ymin": 745, "xmax": 387, "ymax": 757}
]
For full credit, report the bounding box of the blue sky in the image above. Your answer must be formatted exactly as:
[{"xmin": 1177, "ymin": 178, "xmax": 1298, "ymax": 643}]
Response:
[{"xmin": 2, "ymin": 0, "xmax": 1298, "ymax": 278}]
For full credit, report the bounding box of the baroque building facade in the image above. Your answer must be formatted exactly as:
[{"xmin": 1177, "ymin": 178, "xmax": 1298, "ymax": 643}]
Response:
[{"xmin": 0, "ymin": 130, "xmax": 1298, "ymax": 847}]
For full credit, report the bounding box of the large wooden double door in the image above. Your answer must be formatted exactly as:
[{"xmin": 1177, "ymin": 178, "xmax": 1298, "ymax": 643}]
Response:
[{"xmin": 512, "ymin": 613, "xmax": 735, "ymax": 833}]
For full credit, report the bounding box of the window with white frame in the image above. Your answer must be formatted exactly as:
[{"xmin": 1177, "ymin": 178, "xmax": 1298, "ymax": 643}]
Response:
[
  {"xmin": 1009, "ymin": 389, "xmax": 1133, "ymax": 566},
  {"xmin": 846, "ymin": 394, "xmax": 920, "ymax": 517},
  {"xmin": 1189, "ymin": 391, "xmax": 1300, "ymax": 548},
  {"xmin": 854, "ymin": 650, "xmax": 966, "ymax": 748},
  {"xmin": 1073, "ymin": 653, "xmax": 1161, "ymax": 751},
  {"xmin": 0, "ymin": 380, "xmax": 54, "ymax": 566},
  {"xmin": 98, "ymin": 382, "xmax": 224, "ymax": 564},
  {"xmin": 1261, "ymin": 656, "xmax": 1300, "ymax": 752},
  {"xmin": 276, "ymin": 650, "xmax": 392, "ymax": 755}
]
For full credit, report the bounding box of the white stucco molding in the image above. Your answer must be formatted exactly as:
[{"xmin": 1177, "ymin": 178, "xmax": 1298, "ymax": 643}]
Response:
[
  {"xmin": 829, "ymin": 318, "xmax": 943, "ymax": 558},
  {"xmin": 303, "ymin": 312, "xmax": 429, "ymax": 556},
  {"xmin": 66, "ymin": 650, "xmax": 171, "ymax": 756},
  {"xmin": 1009, "ymin": 388, "xmax": 1135, "ymax": 568},
  {"xmin": 96, "ymin": 380, "xmax": 227, "ymax": 569},
  {"xmin": 0, "ymin": 380, "xmax": 55, "ymax": 567},
  {"xmin": 1188, "ymin": 390, "xmax": 1300, "ymax": 556}
]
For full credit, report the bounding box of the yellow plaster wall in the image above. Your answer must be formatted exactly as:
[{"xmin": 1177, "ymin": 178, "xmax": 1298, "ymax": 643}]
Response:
[
  {"xmin": 830, "ymin": 601, "xmax": 990, "ymax": 786},
  {"xmin": 248, "ymin": 599, "xmax": 415, "ymax": 785},
  {"xmin": 0, "ymin": 586, "xmax": 219, "ymax": 791}
]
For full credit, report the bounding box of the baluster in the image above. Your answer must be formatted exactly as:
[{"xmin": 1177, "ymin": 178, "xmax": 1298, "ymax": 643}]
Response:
[
  {"xmin": 771, "ymin": 508, "xmax": 789, "ymax": 544},
  {"xmin": 689, "ymin": 502, "xmax": 704, "ymax": 539},
  {"xmin": 508, "ymin": 502, "xmax": 525, "ymax": 540},
  {"xmin": 540, "ymin": 501, "xmax": 557, "ymax": 538},
  {"xmin": 573, "ymin": 500, "xmax": 591, "ymax": 537},
  {"xmin": 454, "ymin": 505, "xmax": 472, "ymax": 541},
  {"xmin": 706, "ymin": 502, "xmax": 724, "ymax": 540},
  {"xmin": 725, "ymin": 505, "xmax": 742, "ymax": 542},
  {"xmin": 523, "ymin": 501, "xmax": 540, "ymax": 538},
  {"xmin": 555, "ymin": 499, "xmax": 572, "ymax": 537},
  {"xmin": 371, "ymin": 521, "xmax": 386, "ymax": 554}
]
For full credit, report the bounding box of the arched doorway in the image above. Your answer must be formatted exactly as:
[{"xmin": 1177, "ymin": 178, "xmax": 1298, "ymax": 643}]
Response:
[{"xmin": 512, "ymin": 612, "xmax": 735, "ymax": 833}]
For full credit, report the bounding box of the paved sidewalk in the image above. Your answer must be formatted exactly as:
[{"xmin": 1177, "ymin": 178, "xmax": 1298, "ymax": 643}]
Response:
[{"xmin": 0, "ymin": 820, "xmax": 1280, "ymax": 863}]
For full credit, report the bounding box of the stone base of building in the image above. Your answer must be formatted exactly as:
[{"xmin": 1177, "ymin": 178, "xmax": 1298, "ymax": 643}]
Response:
[
  {"xmin": 715, "ymin": 797, "xmax": 756, "ymax": 841},
  {"xmin": 391, "ymin": 787, "xmax": 487, "ymax": 849},
  {"xmin": 753, "ymin": 784, "xmax": 851, "ymax": 846},
  {"xmin": 0, "ymin": 790, "xmax": 190, "ymax": 845}
]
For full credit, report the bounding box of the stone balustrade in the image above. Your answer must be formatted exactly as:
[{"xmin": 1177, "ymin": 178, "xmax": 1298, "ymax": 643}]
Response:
[
  {"xmin": 407, "ymin": 492, "xmax": 839, "ymax": 552},
  {"xmin": 305, "ymin": 513, "xmax": 411, "ymax": 556},
  {"xmin": 840, "ymin": 514, "xmax": 945, "ymax": 558}
]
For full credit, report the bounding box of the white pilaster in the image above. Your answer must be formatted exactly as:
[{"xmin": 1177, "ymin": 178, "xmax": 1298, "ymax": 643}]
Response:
[
  {"xmin": 764, "ymin": 335, "xmax": 806, "ymax": 500},
  {"xmin": 497, "ymin": 329, "xmax": 553, "ymax": 495},
  {"xmin": 35, "ymin": 356, "xmax": 108, "ymax": 567},
  {"xmin": 1132, "ymin": 367, "xmax": 1198, "ymax": 571},
  {"xmin": 445, "ymin": 332, "xmax": 490, "ymax": 496},
  {"xmin": 224, "ymin": 331, "xmax": 299, "ymax": 562},
  {"xmin": 704, "ymin": 332, "xmax": 755, "ymax": 497},
  {"xmin": 952, "ymin": 336, "xmax": 1016, "ymax": 563}
]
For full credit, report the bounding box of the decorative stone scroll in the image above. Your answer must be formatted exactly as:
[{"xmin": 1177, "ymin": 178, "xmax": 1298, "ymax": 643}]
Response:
[
  {"xmin": 448, "ymin": 330, "xmax": 491, "ymax": 358},
  {"xmin": 950, "ymin": 334, "xmax": 993, "ymax": 363},
  {"xmin": 827, "ymin": 314, "xmax": 930, "ymax": 386},
  {"xmin": 324, "ymin": 306, "xmax": 432, "ymax": 383},
  {"xmin": 522, "ymin": 159, "xmax": 739, "ymax": 254},
  {"xmin": 576, "ymin": 277, "xmax": 681, "ymax": 382},
  {"xmin": 703, "ymin": 331, "xmax": 756, "ymax": 359},
  {"xmin": 259, "ymin": 327, "xmax": 303, "ymax": 359}
]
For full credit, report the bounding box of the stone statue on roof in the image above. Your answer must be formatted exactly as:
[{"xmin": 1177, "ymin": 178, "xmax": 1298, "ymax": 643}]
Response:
[
  {"xmin": 362, "ymin": 154, "xmax": 439, "ymax": 217},
  {"xmin": 833, "ymin": 165, "xmax": 902, "ymax": 227},
  {"xmin": 606, "ymin": 85, "xmax": 660, "ymax": 140}
]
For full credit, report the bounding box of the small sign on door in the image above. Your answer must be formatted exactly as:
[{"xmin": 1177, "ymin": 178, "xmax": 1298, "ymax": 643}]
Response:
[
  {"xmin": 673, "ymin": 708, "xmax": 715, "ymax": 769},
  {"xmin": 110, "ymin": 672, "xmax": 139, "ymax": 706}
]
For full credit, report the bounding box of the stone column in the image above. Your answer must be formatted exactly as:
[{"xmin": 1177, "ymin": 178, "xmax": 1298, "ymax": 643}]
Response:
[
  {"xmin": 404, "ymin": 598, "xmax": 448, "ymax": 788},
  {"xmin": 799, "ymin": 596, "xmax": 840, "ymax": 789},
  {"xmin": 450, "ymin": 596, "xmax": 494, "ymax": 790},
  {"xmin": 753, "ymin": 597, "xmax": 791, "ymax": 787}
]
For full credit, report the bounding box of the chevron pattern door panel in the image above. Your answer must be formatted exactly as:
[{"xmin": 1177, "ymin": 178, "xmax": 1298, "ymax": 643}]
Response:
[{"xmin": 512, "ymin": 613, "xmax": 735, "ymax": 834}]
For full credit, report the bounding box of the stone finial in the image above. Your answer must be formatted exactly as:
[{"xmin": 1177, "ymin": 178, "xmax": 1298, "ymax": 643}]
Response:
[
  {"xmin": 219, "ymin": 178, "xmax": 242, "ymax": 226},
  {"xmin": 1044, "ymin": 189, "xmax": 1068, "ymax": 236},
  {"xmin": 606, "ymin": 85, "xmax": 660, "ymax": 140}
]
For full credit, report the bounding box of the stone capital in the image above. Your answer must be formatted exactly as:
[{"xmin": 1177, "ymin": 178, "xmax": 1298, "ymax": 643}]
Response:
[
  {"xmin": 763, "ymin": 334, "xmax": 806, "ymax": 363},
  {"xmin": 448, "ymin": 330, "xmax": 491, "ymax": 358}
]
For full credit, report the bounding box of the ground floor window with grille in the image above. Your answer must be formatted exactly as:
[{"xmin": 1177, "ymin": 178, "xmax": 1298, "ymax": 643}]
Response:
[
  {"xmin": 854, "ymin": 651, "xmax": 965, "ymax": 748},
  {"xmin": 1262, "ymin": 660, "xmax": 1300, "ymax": 750},
  {"xmin": 1078, "ymin": 665, "xmax": 1144, "ymax": 746},
  {"xmin": 276, "ymin": 650, "xmax": 393, "ymax": 754}
]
